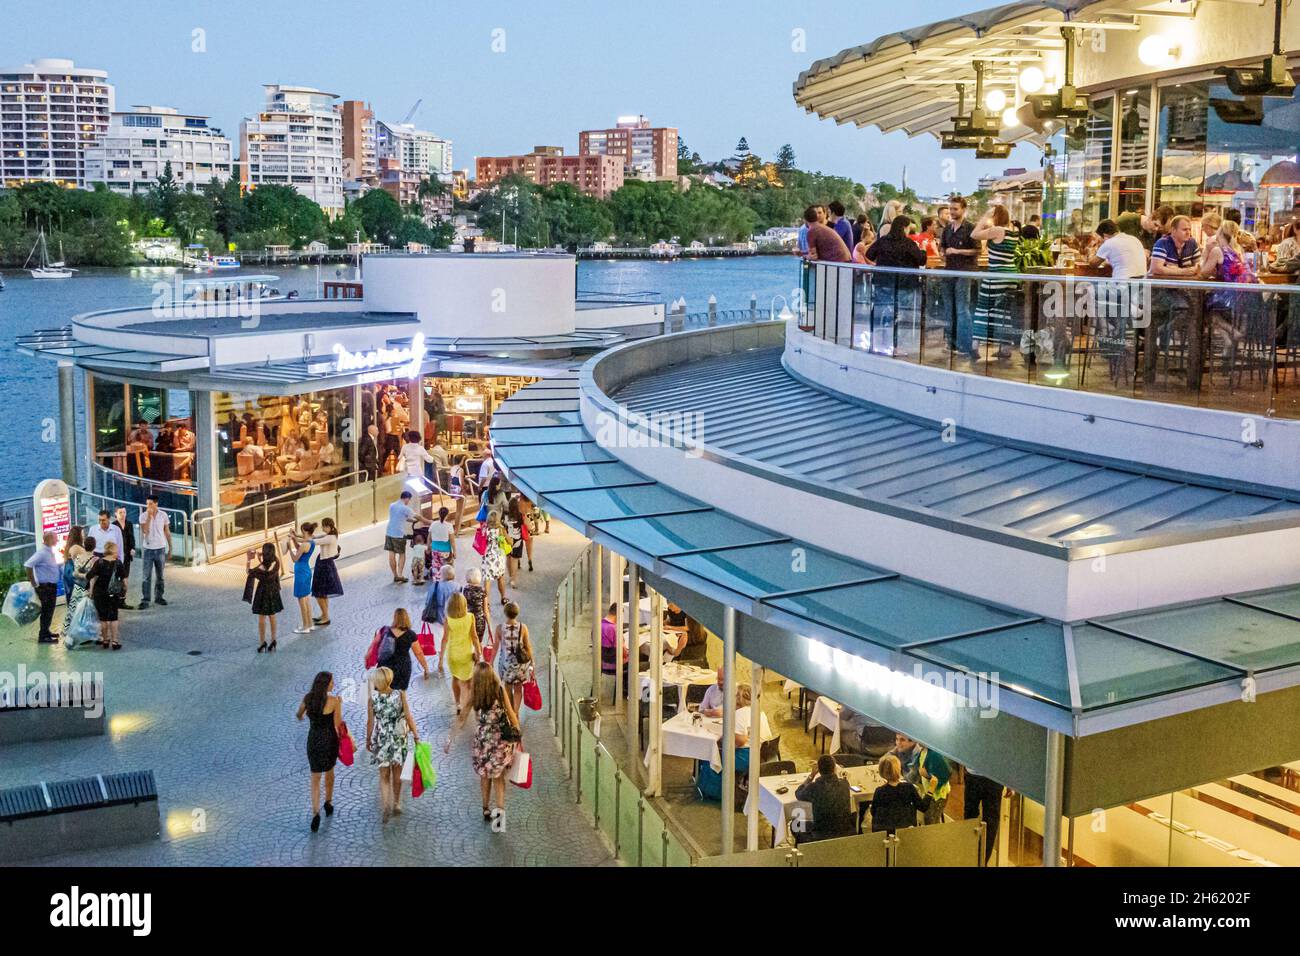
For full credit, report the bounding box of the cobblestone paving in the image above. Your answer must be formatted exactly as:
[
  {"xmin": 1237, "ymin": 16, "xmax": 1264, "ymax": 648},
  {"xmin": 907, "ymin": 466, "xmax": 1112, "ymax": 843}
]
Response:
[{"xmin": 0, "ymin": 523, "xmax": 612, "ymax": 866}]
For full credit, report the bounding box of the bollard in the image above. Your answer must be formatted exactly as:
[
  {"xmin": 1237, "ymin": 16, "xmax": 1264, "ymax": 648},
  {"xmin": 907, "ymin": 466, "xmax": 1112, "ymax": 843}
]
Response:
[
  {"xmin": 707, "ymin": 295, "xmax": 718, "ymax": 327},
  {"xmin": 750, "ymin": 293, "xmax": 757, "ymax": 322}
]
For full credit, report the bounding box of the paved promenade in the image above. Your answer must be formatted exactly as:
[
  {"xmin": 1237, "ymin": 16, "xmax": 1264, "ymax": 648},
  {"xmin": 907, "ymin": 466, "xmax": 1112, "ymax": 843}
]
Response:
[{"xmin": 0, "ymin": 521, "xmax": 611, "ymax": 867}]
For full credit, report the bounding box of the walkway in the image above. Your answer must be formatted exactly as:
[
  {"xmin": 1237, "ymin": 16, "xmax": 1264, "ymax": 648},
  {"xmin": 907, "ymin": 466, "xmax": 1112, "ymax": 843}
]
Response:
[{"xmin": 0, "ymin": 522, "xmax": 611, "ymax": 866}]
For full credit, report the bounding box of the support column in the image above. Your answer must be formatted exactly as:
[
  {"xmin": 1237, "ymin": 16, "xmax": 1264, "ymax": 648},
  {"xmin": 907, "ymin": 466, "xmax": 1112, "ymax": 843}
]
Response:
[
  {"xmin": 406, "ymin": 374, "xmax": 424, "ymax": 439},
  {"xmin": 350, "ymin": 385, "xmax": 361, "ymax": 479},
  {"xmin": 626, "ymin": 562, "xmax": 640, "ymax": 783},
  {"xmin": 1042, "ymin": 729, "xmax": 1066, "ymax": 868},
  {"xmin": 746, "ymin": 663, "xmax": 763, "ymax": 851},
  {"xmin": 611, "ymin": 549, "xmax": 624, "ymax": 704},
  {"xmin": 648, "ymin": 586, "xmax": 664, "ymax": 797},
  {"xmin": 590, "ymin": 542, "xmax": 603, "ymax": 698},
  {"xmin": 193, "ymin": 390, "xmax": 218, "ymax": 516},
  {"xmin": 57, "ymin": 362, "xmax": 77, "ymax": 485},
  {"xmin": 720, "ymin": 606, "xmax": 737, "ymax": 854}
]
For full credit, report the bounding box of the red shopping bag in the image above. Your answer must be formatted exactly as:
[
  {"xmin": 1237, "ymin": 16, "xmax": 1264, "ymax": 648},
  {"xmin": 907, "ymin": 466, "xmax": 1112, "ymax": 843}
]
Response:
[
  {"xmin": 364, "ymin": 627, "xmax": 383, "ymax": 669},
  {"xmin": 508, "ymin": 750, "xmax": 532, "ymax": 789},
  {"xmin": 412, "ymin": 765, "xmax": 425, "ymax": 798},
  {"xmin": 481, "ymin": 641, "xmax": 495, "ymax": 664},
  {"xmin": 472, "ymin": 524, "xmax": 488, "ymax": 556},
  {"xmin": 523, "ymin": 676, "xmax": 542, "ymax": 711},
  {"xmin": 417, "ymin": 621, "xmax": 437, "ymax": 656},
  {"xmin": 337, "ymin": 721, "xmax": 355, "ymax": 767}
]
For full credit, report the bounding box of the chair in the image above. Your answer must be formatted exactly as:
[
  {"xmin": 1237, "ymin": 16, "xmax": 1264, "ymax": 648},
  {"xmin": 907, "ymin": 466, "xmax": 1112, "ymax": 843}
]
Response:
[
  {"xmin": 638, "ymin": 695, "xmax": 676, "ymax": 745},
  {"xmin": 684, "ymin": 683, "xmax": 709, "ymax": 707},
  {"xmin": 760, "ymin": 760, "xmax": 795, "ymax": 777},
  {"xmin": 833, "ymin": 753, "xmax": 867, "ymax": 768},
  {"xmin": 759, "ymin": 735, "xmax": 782, "ymax": 763}
]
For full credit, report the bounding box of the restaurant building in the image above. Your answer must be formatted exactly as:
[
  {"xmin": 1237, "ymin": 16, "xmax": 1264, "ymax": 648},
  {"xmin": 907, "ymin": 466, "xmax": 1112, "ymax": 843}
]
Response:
[
  {"xmin": 480, "ymin": 0, "xmax": 1300, "ymax": 867},
  {"xmin": 15, "ymin": 254, "xmax": 662, "ymax": 559}
]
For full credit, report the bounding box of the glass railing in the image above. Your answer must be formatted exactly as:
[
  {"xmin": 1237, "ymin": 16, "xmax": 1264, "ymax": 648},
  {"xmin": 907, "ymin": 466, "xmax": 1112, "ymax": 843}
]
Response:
[{"xmin": 801, "ymin": 260, "xmax": 1300, "ymax": 419}]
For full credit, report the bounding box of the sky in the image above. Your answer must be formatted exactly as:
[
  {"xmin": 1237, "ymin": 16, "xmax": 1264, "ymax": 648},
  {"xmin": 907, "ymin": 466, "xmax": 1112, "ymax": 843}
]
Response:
[{"xmin": 3, "ymin": 0, "xmax": 1040, "ymax": 195}]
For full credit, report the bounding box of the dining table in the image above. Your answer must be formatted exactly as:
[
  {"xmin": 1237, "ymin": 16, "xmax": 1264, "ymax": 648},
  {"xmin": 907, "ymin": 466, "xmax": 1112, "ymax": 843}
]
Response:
[
  {"xmin": 655, "ymin": 709, "xmax": 725, "ymax": 770},
  {"xmin": 743, "ymin": 766, "xmax": 885, "ymax": 846},
  {"xmin": 639, "ymin": 661, "xmax": 716, "ymax": 714},
  {"xmin": 808, "ymin": 695, "xmax": 844, "ymax": 753}
]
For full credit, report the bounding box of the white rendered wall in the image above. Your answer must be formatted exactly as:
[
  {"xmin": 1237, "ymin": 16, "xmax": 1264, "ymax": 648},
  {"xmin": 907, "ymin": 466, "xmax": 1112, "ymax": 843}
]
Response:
[{"xmin": 362, "ymin": 254, "xmax": 577, "ymax": 339}]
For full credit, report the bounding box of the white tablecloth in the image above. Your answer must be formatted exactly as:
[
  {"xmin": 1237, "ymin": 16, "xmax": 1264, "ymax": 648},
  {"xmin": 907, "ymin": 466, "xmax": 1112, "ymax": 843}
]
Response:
[
  {"xmin": 639, "ymin": 661, "xmax": 716, "ymax": 713},
  {"xmin": 808, "ymin": 696, "xmax": 843, "ymax": 753},
  {"xmin": 657, "ymin": 709, "xmax": 724, "ymax": 770},
  {"xmin": 743, "ymin": 766, "xmax": 883, "ymax": 845},
  {"xmin": 782, "ymin": 678, "xmax": 802, "ymax": 696}
]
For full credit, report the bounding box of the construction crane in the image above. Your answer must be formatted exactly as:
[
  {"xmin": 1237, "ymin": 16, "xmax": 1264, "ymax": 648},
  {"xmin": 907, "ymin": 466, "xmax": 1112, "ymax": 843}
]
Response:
[{"xmin": 401, "ymin": 99, "xmax": 422, "ymax": 125}]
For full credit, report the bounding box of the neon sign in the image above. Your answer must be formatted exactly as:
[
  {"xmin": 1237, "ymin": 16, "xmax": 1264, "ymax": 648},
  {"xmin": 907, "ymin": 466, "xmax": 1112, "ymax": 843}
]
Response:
[
  {"xmin": 806, "ymin": 638, "xmax": 955, "ymax": 722},
  {"xmin": 333, "ymin": 332, "xmax": 426, "ymax": 380}
]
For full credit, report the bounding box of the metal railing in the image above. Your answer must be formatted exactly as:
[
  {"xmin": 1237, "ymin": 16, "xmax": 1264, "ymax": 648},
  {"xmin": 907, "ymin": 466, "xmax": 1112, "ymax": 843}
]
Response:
[
  {"xmin": 548, "ymin": 545, "xmax": 696, "ymax": 866},
  {"xmin": 665, "ymin": 305, "xmax": 802, "ymax": 334},
  {"xmin": 801, "ymin": 259, "xmax": 1300, "ymax": 419}
]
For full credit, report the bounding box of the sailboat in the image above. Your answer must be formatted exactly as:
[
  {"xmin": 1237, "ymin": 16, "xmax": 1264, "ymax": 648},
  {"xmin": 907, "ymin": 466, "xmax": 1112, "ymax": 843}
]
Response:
[{"xmin": 25, "ymin": 228, "xmax": 75, "ymax": 279}]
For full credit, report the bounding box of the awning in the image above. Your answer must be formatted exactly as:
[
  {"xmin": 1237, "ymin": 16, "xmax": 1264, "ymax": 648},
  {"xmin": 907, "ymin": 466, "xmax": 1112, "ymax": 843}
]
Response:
[
  {"xmin": 491, "ymin": 372, "xmax": 1300, "ymax": 738},
  {"xmin": 792, "ymin": 0, "xmax": 1160, "ymax": 139}
]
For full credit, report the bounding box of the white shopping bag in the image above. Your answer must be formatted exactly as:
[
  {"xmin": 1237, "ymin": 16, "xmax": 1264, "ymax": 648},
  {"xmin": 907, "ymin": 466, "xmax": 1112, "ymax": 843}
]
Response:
[
  {"xmin": 400, "ymin": 748, "xmax": 415, "ymax": 782},
  {"xmin": 508, "ymin": 750, "xmax": 532, "ymax": 788}
]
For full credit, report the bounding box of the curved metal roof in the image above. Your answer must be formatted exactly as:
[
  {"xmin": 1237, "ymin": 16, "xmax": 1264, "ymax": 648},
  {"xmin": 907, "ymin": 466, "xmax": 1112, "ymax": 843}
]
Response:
[
  {"xmin": 792, "ymin": 0, "xmax": 1148, "ymax": 139},
  {"xmin": 490, "ymin": 367, "xmax": 1300, "ymax": 737}
]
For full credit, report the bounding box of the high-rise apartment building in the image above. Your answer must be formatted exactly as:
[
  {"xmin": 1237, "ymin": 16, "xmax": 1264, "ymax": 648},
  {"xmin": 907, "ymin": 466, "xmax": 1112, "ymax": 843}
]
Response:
[
  {"xmin": 375, "ymin": 120, "xmax": 453, "ymax": 218},
  {"xmin": 476, "ymin": 146, "xmax": 624, "ymax": 199},
  {"xmin": 239, "ymin": 84, "xmax": 344, "ymax": 214},
  {"xmin": 84, "ymin": 105, "xmax": 232, "ymax": 193},
  {"xmin": 340, "ymin": 99, "xmax": 376, "ymax": 185},
  {"xmin": 579, "ymin": 115, "xmax": 677, "ymax": 181},
  {"xmin": 0, "ymin": 58, "xmax": 114, "ymax": 187}
]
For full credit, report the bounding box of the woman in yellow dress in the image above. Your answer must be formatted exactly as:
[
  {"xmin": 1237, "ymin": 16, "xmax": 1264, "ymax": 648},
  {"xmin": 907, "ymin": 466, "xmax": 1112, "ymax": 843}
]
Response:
[{"xmin": 442, "ymin": 591, "xmax": 481, "ymax": 721}]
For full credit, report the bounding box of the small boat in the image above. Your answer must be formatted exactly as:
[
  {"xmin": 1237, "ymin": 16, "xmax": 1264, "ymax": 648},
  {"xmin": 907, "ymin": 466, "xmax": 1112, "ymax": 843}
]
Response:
[
  {"xmin": 200, "ymin": 255, "xmax": 240, "ymax": 270},
  {"xmin": 25, "ymin": 229, "xmax": 75, "ymax": 279}
]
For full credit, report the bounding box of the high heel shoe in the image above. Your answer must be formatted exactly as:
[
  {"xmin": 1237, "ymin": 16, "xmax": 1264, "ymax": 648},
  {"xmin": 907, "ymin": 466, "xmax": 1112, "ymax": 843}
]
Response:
[
  {"xmin": 323, "ymin": 801, "xmax": 334, "ymax": 817},
  {"xmin": 257, "ymin": 642, "xmax": 267, "ymax": 653},
  {"xmin": 267, "ymin": 640, "xmax": 278, "ymax": 652},
  {"xmin": 482, "ymin": 806, "xmax": 492, "ymax": 821},
  {"xmin": 310, "ymin": 813, "xmax": 321, "ymax": 833}
]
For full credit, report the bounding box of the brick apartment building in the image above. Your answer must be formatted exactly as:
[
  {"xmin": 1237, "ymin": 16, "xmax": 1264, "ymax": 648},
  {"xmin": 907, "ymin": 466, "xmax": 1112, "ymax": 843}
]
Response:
[{"xmin": 475, "ymin": 146, "xmax": 625, "ymax": 199}]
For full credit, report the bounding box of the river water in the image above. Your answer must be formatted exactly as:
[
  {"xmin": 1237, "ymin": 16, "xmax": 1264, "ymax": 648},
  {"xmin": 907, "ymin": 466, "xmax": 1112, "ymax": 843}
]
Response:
[{"xmin": 0, "ymin": 256, "xmax": 801, "ymax": 498}]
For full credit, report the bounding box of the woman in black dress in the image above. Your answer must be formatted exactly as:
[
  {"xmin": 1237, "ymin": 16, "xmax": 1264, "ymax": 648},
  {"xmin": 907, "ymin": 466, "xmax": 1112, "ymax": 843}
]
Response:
[
  {"xmin": 309, "ymin": 517, "xmax": 343, "ymax": 627},
  {"xmin": 296, "ymin": 671, "xmax": 341, "ymax": 832},
  {"xmin": 246, "ymin": 542, "xmax": 284, "ymax": 652},
  {"xmin": 87, "ymin": 540, "xmax": 125, "ymax": 650},
  {"xmin": 378, "ymin": 607, "xmax": 430, "ymax": 692}
]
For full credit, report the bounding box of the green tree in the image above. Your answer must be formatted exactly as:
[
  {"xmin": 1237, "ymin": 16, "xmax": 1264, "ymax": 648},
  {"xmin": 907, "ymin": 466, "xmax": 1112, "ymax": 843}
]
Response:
[
  {"xmin": 354, "ymin": 188, "xmax": 406, "ymax": 245},
  {"xmin": 541, "ymin": 183, "xmax": 613, "ymax": 247},
  {"xmin": 775, "ymin": 144, "xmax": 797, "ymax": 172}
]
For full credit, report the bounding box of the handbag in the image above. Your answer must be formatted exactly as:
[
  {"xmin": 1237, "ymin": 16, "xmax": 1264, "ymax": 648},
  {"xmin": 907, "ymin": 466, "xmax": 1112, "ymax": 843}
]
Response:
[
  {"xmin": 337, "ymin": 721, "xmax": 355, "ymax": 766},
  {"xmin": 400, "ymin": 748, "xmax": 415, "ymax": 783},
  {"xmin": 417, "ymin": 621, "xmax": 437, "ymax": 656},
  {"xmin": 107, "ymin": 566, "xmax": 125, "ymax": 599},
  {"xmin": 472, "ymin": 524, "xmax": 488, "ymax": 556},
  {"xmin": 414, "ymin": 740, "xmax": 436, "ymax": 793},
  {"xmin": 523, "ymin": 675, "xmax": 542, "ymax": 711},
  {"xmin": 499, "ymin": 709, "xmax": 521, "ymax": 741},
  {"xmin": 508, "ymin": 750, "xmax": 533, "ymax": 789}
]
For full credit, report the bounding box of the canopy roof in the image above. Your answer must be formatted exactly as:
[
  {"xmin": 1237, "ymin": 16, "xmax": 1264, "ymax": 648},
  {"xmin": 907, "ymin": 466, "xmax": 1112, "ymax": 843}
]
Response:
[
  {"xmin": 490, "ymin": 370, "xmax": 1300, "ymax": 738},
  {"xmin": 793, "ymin": 0, "xmax": 1184, "ymax": 140}
]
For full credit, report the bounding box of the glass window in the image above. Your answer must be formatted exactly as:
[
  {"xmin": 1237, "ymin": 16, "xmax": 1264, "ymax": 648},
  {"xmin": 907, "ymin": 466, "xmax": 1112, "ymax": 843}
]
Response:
[
  {"xmin": 215, "ymin": 386, "xmax": 355, "ymax": 494},
  {"xmin": 912, "ymin": 621, "xmax": 1071, "ymax": 708},
  {"xmin": 1155, "ymin": 81, "xmax": 1209, "ymax": 218},
  {"xmin": 91, "ymin": 375, "xmax": 126, "ymax": 455},
  {"xmin": 664, "ymin": 540, "xmax": 889, "ymax": 600},
  {"xmin": 496, "ymin": 441, "xmax": 615, "ymax": 469},
  {"xmin": 1048, "ymin": 93, "xmax": 1113, "ymax": 245},
  {"xmin": 1071, "ymin": 624, "xmax": 1238, "ymax": 709},
  {"xmin": 544, "ymin": 484, "xmax": 706, "ymax": 523},
  {"xmin": 1115, "ymin": 86, "xmax": 1152, "ymax": 217},
  {"xmin": 596, "ymin": 511, "xmax": 784, "ymax": 558},
  {"xmin": 1103, "ymin": 603, "xmax": 1300, "ymax": 673}
]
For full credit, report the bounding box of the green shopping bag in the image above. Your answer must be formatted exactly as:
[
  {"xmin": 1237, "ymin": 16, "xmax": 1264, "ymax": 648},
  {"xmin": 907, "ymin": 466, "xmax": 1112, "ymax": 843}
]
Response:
[{"xmin": 414, "ymin": 741, "xmax": 436, "ymax": 794}]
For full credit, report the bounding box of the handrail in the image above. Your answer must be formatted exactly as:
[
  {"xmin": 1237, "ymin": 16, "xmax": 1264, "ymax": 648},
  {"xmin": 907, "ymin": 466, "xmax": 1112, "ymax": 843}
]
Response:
[
  {"xmin": 91, "ymin": 460, "xmax": 196, "ymax": 499},
  {"xmin": 809, "ymin": 258, "xmax": 1300, "ymax": 295}
]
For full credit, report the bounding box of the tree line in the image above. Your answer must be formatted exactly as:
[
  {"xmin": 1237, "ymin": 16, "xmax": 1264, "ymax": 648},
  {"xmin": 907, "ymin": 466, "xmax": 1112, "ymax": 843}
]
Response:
[{"xmin": 0, "ymin": 163, "xmax": 454, "ymax": 267}]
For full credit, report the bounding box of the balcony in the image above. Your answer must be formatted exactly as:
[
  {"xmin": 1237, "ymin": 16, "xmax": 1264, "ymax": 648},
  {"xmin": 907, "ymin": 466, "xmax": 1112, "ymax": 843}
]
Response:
[{"xmin": 801, "ymin": 260, "xmax": 1300, "ymax": 421}]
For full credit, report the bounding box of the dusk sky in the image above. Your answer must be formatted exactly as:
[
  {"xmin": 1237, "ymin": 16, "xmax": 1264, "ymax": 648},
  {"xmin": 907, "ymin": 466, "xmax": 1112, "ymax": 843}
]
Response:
[{"xmin": 3, "ymin": 0, "xmax": 1040, "ymax": 195}]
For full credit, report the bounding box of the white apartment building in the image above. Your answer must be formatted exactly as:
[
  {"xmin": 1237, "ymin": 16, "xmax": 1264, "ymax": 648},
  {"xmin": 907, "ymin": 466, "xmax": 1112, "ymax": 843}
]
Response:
[
  {"xmin": 0, "ymin": 58, "xmax": 114, "ymax": 187},
  {"xmin": 240, "ymin": 84, "xmax": 343, "ymax": 214},
  {"xmin": 84, "ymin": 106, "xmax": 233, "ymax": 193},
  {"xmin": 375, "ymin": 120, "xmax": 452, "ymax": 180}
]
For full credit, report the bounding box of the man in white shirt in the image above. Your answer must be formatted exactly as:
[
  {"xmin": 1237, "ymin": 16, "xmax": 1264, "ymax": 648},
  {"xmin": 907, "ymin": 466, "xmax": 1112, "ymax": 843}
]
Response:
[
  {"xmin": 477, "ymin": 454, "xmax": 496, "ymax": 488},
  {"xmin": 92, "ymin": 509, "xmax": 124, "ymax": 559},
  {"xmin": 137, "ymin": 495, "xmax": 172, "ymax": 609},
  {"xmin": 1089, "ymin": 219, "xmax": 1148, "ymax": 279}
]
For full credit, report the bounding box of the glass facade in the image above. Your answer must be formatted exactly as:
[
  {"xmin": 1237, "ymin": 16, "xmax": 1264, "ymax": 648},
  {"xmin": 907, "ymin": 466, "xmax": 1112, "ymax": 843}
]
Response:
[
  {"xmin": 215, "ymin": 386, "xmax": 355, "ymax": 507},
  {"xmin": 1047, "ymin": 71, "xmax": 1300, "ymax": 241},
  {"xmin": 89, "ymin": 375, "xmax": 195, "ymax": 486}
]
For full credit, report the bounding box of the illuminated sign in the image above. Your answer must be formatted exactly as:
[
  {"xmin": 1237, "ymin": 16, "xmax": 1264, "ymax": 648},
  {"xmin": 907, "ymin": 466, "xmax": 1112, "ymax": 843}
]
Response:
[
  {"xmin": 333, "ymin": 332, "xmax": 426, "ymax": 381},
  {"xmin": 453, "ymin": 395, "xmax": 485, "ymax": 413},
  {"xmin": 806, "ymin": 638, "xmax": 955, "ymax": 721},
  {"xmin": 32, "ymin": 478, "xmax": 72, "ymax": 563}
]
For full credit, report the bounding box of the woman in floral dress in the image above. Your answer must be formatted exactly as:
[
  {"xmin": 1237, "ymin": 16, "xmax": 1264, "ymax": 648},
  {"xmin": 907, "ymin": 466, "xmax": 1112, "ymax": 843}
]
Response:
[
  {"xmin": 467, "ymin": 661, "xmax": 520, "ymax": 825},
  {"xmin": 496, "ymin": 601, "xmax": 534, "ymax": 714},
  {"xmin": 366, "ymin": 665, "xmax": 420, "ymax": 824},
  {"xmin": 480, "ymin": 510, "xmax": 508, "ymax": 605}
]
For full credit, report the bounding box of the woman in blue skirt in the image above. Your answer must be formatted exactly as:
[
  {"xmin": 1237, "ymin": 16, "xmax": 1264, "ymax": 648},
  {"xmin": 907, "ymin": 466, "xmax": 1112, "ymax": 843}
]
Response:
[{"xmin": 286, "ymin": 522, "xmax": 317, "ymax": 634}]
